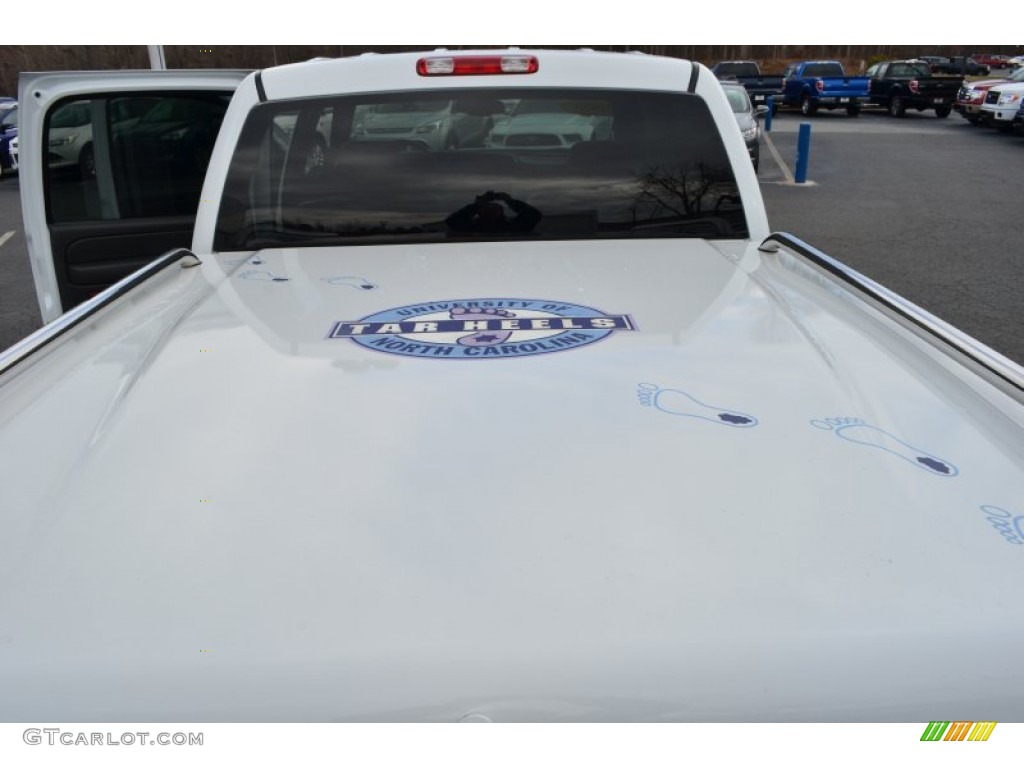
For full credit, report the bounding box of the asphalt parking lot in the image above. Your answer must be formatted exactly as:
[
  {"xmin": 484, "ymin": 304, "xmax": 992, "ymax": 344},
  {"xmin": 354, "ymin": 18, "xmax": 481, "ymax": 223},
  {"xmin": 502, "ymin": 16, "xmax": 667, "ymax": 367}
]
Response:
[
  {"xmin": 1, "ymin": 107, "xmax": 1022, "ymax": 364},
  {"xmin": 758, "ymin": 108, "xmax": 1023, "ymax": 365}
]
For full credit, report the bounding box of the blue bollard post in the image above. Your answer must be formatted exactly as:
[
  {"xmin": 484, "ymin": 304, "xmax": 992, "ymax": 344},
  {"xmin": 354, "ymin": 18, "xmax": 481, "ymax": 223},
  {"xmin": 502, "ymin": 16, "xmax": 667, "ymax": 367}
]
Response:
[
  {"xmin": 765, "ymin": 97, "xmax": 774, "ymax": 132},
  {"xmin": 795, "ymin": 122, "xmax": 812, "ymax": 184}
]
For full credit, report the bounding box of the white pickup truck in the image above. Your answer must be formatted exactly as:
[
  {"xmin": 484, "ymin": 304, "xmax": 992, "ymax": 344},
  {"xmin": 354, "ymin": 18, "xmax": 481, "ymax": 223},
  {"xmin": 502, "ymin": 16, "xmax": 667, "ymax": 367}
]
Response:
[{"xmin": 2, "ymin": 50, "xmax": 1023, "ymax": 722}]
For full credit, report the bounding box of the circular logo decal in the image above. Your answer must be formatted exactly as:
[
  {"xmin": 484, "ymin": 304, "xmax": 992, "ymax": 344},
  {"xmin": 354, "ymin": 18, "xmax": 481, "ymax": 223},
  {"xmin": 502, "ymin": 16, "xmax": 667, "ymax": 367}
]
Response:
[{"xmin": 328, "ymin": 298, "xmax": 636, "ymax": 359}]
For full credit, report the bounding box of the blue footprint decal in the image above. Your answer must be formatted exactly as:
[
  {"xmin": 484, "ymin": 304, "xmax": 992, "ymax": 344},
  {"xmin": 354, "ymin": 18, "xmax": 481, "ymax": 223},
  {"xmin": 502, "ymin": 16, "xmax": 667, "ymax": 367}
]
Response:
[
  {"xmin": 637, "ymin": 383, "xmax": 757, "ymax": 427},
  {"xmin": 810, "ymin": 417, "xmax": 958, "ymax": 477},
  {"xmin": 239, "ymin": 269, "xmax": 290, "ymax": 282},
  {"xmin": 321, "ymin": 276, "xmax": 377, "ymax": 290}
]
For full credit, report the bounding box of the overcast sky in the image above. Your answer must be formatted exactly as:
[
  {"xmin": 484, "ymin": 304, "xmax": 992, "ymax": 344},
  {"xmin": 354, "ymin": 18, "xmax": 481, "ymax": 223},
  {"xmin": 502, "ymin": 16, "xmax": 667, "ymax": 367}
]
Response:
[{"xmin": 18, "ymin": 7, "xmax": 972, "ymax": 48}]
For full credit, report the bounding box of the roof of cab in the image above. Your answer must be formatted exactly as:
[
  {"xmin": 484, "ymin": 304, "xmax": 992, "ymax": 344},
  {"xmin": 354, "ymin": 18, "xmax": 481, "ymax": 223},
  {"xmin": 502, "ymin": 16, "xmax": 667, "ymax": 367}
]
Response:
[{"xmin": 257, "ymin": 48, "xmax": 700, "ymax": 101}]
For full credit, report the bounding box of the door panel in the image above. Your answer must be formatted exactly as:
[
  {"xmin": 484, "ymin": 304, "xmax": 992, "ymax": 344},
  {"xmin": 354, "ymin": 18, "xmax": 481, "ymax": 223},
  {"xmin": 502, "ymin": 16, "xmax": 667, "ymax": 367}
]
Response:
[
  {"xmin": 43, "ymin": 92, "xmax": 232, "ymax": 311},
  {"xmin": 19, "ymin": 70, "xmax": 249, "ymax": 322},
  {"xmin": 49, "ymin": 217, "xmax": 195, "ymax": 306}
]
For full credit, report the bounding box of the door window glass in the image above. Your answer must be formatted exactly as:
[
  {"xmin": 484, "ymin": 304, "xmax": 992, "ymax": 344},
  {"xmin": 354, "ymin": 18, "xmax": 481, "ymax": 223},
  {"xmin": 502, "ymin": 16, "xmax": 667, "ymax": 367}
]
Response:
[{"xmin": 46, "ymin": 93, "xmax": 231, "ymax": 224}]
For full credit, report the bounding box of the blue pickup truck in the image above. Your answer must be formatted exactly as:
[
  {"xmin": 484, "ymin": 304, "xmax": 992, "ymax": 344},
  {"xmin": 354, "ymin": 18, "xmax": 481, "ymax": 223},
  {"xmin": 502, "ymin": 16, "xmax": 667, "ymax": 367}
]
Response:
[{"xmin": 782, "ymin": 61, "xmax": 870, "ymax": 116}]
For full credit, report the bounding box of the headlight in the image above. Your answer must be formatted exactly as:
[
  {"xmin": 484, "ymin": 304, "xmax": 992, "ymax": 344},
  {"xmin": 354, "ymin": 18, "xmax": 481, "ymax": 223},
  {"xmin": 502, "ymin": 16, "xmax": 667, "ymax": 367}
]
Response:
[
  {"xmin": 969, "ymin": 89, "xmax": 985, "ymax": 99},
  {"xmin": 741, "ymin": 125, "xmax": 758, "ymax": 141},
  {"xmin": 415, "ymin": 120, "xmax": 443, "ymax": 134},
  {"xmin": 49, "ymin": 134, "xmax": 77, "ymax": 147},
  {"xmin": 998, "ymin": 93, "xmax": 1022, "ymax": 105}
]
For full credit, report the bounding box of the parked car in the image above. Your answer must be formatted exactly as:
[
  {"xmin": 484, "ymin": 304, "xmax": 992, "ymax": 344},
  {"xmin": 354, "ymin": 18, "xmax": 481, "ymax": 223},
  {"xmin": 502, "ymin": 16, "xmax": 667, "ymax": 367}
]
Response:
[
  {"xmin": 46, "ymin": 97, "xmax": 156, "ymax": 177},
  {"xmin": 781, "ymin": 61, "xmax": 869, "ymax": 116},
  {"xmin": 484, "ymin": 97, "xmax": 612, "ymax": 149},
  {"xmin": 866, "ymin": 60, "xmax": 962, "ymax": 117},
  {"xmin": 914, "ymin": 55, "xmax": 947, "ymax": 73},
  {"xmin": 935, "ymin": 57, "xmax": 990, "ymax": 76},
  {"xmin": 711, "ymin": 60, "xmax": 785, "ymax": 113},
  {"xmin": 1014, "ymin": 101, "xmax": 1024, "ymax": 135},
  {"xmin": 721, "ymin": 82, "xmax": 766, "ymax": 171},
  {"xmin": 45, "ymin": 100, "xmax": 96, "ymax": 175},
  {"xmin": 972, "ymin": 54, "xmax": 1010, "ymax": 70},
  {"xmin": 0, "ymin": 102, "xmax": 17, "ymax": 178},
  {"xmin": 979, "ymin": 81, "xmax": 1024, "ymax": 130},
  {"xmin": 8, "ymin": 134, "xmax": 16, "ymax": 173},
  {"xmin": 1008, "ymin": 55, "xmax": 1024, "ymax": 70},
  {"xmin": 353, "ymin": 99, "xmax": 495, "ymax": 150},
  {"xmin": 956, "ymin": 67, "xmax": 1024, "ymax": 123}
]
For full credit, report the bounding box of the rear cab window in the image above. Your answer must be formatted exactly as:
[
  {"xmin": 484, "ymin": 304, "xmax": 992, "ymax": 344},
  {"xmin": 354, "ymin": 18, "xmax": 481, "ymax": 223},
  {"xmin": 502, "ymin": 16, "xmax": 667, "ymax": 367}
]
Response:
[
  {"xmin": 715, "ymin": 63, "xmax": 759, "ymax": 78},
  {"xmin": 214, "ymin": 87, "xmax": 748, "ymax": 251},
  {"xmin": 802, "ymin": 63, "xmax": 845, "ymax": 78}
]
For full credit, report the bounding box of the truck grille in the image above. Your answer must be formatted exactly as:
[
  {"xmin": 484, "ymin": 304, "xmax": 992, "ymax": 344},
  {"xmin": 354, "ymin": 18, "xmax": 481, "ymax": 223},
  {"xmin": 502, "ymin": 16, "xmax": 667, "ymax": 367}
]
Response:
[{"xmin": 985, "ymin": 91, "xmax": 1000, "ymax": 104}]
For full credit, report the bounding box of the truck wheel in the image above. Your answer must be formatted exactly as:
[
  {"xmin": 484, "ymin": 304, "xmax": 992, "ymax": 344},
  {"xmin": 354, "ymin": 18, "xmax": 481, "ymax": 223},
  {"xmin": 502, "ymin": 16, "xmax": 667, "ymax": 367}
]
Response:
[
  {"xmin": 888, "ymin": 93, "xmax": 906, "ymax": 117},
  {"xmin": 846, "ymin": 105, "xmax": 861, "ymax": 117},
  {"xmin": 800, "ymin": 95, "xmax": 817, "ymax": 116},
  {"xmin": 935, "ymin": 106, "xmax": 951, "ymax": 118}
]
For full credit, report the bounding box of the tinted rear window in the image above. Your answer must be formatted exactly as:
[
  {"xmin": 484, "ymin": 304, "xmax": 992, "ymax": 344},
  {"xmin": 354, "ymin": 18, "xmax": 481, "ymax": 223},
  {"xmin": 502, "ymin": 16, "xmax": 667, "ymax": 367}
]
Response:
[
  {"xmin": 714, "ymin": 63, "xmax": 760, "ymax": 78},
  {"xmin": 802, "ymin": 63, "xmax": 845, "ymax": 78},
  {"xmin": 214, "ymin": 88, "xmax": 748, "ymax": 251}
]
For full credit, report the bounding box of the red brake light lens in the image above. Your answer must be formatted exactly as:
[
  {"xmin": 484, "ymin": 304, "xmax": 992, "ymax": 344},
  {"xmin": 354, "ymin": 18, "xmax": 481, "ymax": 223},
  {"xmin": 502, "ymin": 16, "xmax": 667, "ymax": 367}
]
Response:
[
  {"xmin": 909, "ymin": 79, "xmax": 920, "ymax": 94},
  {"xmin": 815, "ymin": 79, "xmax": 825, "ymax": 92},
  {"xmin": 416, "ymin": 55, "xmax": 539, "ymax": 77}
]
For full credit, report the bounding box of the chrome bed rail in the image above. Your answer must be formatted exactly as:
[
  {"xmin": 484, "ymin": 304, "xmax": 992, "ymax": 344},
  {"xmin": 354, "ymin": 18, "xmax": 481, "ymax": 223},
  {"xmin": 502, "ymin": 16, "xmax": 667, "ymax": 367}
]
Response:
[
  {"xmin": 760, "ymin": 232, "xmax": 1024, "ymax": 400},
  {"xmin": 0, "ymin": 248, "xmax": 199, "ymax": 377}
]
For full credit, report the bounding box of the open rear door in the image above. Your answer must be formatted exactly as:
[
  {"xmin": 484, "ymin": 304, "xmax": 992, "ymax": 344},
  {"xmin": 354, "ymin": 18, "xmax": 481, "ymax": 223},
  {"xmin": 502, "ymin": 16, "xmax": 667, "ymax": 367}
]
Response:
[{"xmin": 19, "ymin": 70, "xmax": 249, "ymax": 323}]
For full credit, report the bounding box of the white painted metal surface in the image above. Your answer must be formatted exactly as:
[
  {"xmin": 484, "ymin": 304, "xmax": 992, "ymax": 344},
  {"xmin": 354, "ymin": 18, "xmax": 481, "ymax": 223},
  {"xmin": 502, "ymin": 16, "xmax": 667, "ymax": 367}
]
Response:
[{"xmin": 1, "ymin": 238, "xmax": 1023, "ymax": 721}]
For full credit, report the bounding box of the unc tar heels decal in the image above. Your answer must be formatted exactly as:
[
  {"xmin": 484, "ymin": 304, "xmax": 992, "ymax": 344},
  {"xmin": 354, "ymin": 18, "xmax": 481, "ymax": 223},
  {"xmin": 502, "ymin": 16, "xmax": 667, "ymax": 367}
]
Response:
[{"xmin": 328, "ymin": 298, "xmax": 636, "ymax": 359}]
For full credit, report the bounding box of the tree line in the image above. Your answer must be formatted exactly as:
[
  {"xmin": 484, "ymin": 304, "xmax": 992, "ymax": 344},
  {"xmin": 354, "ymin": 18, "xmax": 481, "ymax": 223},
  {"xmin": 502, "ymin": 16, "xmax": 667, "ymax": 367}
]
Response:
[{"xmin": 2, "ymin": 44, "xmax": 1015, "ymax": 98}]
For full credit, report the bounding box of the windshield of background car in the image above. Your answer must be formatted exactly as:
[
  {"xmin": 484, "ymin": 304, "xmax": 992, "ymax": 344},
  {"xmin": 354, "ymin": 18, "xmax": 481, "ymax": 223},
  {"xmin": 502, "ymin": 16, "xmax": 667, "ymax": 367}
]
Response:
[
  {"xmin": 214, "ymin": 88, "xmax": 748, "ymax": 250},
  {"xmin": 723, "ymin": 88, "xmax": 751, "ymax": 113}
]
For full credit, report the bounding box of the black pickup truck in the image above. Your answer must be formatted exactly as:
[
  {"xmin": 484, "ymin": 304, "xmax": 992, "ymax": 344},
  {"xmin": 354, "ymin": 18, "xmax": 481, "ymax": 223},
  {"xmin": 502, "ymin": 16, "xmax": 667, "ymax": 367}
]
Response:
[
  {"xmin": 711, "ymin": 61, "xmax": 785, "ymax": 113},
  {"xmin": 936, "ymin": 56, "xmax": 991, "ymax": 76},
  {"xmin": 866, "ymin": 60, "xmax": 963, "ymax": 117}
]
